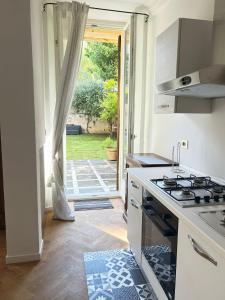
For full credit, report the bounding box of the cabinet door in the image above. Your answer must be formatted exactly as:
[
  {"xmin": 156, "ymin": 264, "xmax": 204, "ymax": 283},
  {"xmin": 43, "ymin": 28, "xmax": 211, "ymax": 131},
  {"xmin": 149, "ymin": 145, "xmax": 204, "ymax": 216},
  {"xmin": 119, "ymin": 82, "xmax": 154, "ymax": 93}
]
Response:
[
  {"xmin": 175, "ymin": 221, "xmax": 225, "ymax": 300},
  {"xmin": 127, "ymin": 195, "xmax": 142, "ymax": 264}
]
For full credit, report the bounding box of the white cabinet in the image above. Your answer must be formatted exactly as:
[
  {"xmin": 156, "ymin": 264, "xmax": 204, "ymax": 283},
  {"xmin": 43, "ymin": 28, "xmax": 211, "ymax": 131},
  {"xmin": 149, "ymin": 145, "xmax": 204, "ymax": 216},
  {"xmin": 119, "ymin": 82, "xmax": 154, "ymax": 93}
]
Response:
[
  {"xmin": 155, "ymin": 18, "xmax": 213, "ymax": 113},
  {"xmin": 127, "ymin": 178, "xmax": 142, "ymax": 265},
  {"xmin": 128, "ymin": 176, "xmax": 142, "ymax": 202},
  {"xmin": 175, "ymin": 221, "xmax": 225, "ymax": 300}
]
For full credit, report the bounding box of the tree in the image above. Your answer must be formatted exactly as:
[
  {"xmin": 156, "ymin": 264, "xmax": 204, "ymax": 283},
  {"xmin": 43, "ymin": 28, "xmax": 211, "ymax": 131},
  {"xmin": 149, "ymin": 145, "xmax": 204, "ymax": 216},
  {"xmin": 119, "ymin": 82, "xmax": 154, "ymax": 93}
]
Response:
[
  {"xmin": 77, "ymin": 42, "xmax": 101, "ymax": 81},
  {"xmin": 72, "ymin": 81, "xmax": 104, "ymax": 133},
  {"xmin": 85, "ymin": 42, "xmax": 118, "ymax": 81},
  {"xmin": 100, "ymin": 80, "xmax": 118, "ymax": 136}
]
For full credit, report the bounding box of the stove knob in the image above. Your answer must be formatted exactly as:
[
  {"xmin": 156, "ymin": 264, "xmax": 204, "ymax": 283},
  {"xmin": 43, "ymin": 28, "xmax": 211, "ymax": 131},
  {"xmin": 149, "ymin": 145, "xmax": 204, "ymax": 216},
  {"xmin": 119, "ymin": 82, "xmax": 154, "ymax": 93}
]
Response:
[
  {"xmin": 214, "ymin": 195, "xmax": 220, "ymax": 202},
  {"xmin": 195, "ymin": 196, "xmax": 201, "ymax": 204},
  {"xmin": 204, "ymin": 195, "xmax": 210, "ymax": 203}
]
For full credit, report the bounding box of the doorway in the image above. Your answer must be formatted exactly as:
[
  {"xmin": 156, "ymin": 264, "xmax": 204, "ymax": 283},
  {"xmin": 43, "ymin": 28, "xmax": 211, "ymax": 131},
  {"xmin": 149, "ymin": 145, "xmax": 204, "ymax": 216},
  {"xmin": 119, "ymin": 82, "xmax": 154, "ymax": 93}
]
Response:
[{"xmin": 65, "ymin": 24, "xmax": 123, "ymax": 200}]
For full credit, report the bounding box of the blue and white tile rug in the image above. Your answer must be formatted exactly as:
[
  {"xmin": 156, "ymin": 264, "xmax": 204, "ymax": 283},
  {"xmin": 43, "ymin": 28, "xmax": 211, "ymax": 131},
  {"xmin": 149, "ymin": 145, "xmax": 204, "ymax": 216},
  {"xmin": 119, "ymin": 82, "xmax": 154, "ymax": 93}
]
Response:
[{"xmin": 84, "ymin": 249, "xmax": 158, "ymax": 300}]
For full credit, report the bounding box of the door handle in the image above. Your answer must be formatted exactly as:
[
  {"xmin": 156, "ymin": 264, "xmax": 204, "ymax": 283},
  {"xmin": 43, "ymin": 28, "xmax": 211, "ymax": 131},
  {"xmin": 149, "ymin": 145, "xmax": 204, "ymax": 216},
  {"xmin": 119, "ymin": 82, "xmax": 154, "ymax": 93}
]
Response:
[
  {"xmin": 130, "ymin": 198, "xmax": 139, "ymax": 209},
  {"xmin": 130, "ymin": 134, "xmax": 137, "ymax": 139},
  {"xmin": 131, "ymin": 180, "xmax": 139, "ymax": 189},
  {"xmin": 188, "ymin": 235, "xmax": 217, "ymax": 266}
]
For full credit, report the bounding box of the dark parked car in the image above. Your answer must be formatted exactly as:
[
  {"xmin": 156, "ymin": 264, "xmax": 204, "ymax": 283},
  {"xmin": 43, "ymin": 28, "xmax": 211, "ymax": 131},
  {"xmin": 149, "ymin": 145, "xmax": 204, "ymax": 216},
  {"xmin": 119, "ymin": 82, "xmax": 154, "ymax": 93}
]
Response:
[{"xmin": 66, "ymin": 124, "xmax": 82, "ymax": 135}]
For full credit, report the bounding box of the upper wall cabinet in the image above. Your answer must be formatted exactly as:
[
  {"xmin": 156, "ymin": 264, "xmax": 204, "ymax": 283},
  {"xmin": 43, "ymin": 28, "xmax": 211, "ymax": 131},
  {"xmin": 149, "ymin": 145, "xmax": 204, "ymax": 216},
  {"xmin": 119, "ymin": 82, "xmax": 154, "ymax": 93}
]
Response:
[{"xmin": 155, "ymin": 18, "xmax": 213, "ymax": 113}]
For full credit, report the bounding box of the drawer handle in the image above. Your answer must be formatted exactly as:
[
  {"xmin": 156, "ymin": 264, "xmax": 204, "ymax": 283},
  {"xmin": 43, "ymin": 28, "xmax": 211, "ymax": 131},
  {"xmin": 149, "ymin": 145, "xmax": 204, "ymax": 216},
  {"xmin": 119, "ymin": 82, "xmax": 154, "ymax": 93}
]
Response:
[
  {"xmin": 188, "ymin": 235, "xmax": 217, "ymax": 266},
  {"xmin": 131, "ymin": 180, "xmax": 139, "ymax": 189},
  {"xmin": 130, "ymin": 198, "xmax": 139, "ymax": 209}
]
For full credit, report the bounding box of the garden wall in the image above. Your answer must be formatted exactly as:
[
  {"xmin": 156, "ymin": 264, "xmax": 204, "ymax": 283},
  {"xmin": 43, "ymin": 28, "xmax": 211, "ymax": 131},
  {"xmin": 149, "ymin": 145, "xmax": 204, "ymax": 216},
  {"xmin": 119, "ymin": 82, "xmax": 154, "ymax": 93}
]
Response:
[{"xmin": 67, "ymin": 112, "xmax": 110, "ymax": 134}]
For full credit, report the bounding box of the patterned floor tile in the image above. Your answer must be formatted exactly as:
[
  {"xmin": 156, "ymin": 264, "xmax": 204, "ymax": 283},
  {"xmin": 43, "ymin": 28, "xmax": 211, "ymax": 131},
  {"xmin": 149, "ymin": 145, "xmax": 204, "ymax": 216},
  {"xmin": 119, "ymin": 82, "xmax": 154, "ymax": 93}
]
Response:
[
  {"xmin": 135, "ymin": 284, "xmax": 158, "ymax": 300},
  {"xmin": 89, "ymin": 289, "xmax": 113, "ymax": 300},
  {"xmin": 112, "ymin": 286, "xmax": 140, "ymax": 300},
  {"xmin": 87, "ymin": 273, "xmax": 111, "ymax": 294},
  {"xmin": 125, "ymin": 256, "xmax": 139, "ymax": 270},
  {"xmin": 84, "ymin": 249, "xmax": 158, "ymax": 300},
  {"xmin": 84, "ymin": 249, "xmax": 126, "ymax": 262},
  {"xmin": 85, "ymin": 260, "xmax": 108, "ymax": 274},
  {"xmin": 108, "ymin": 268, "xmax": 133, "ymax": 288},
  {"xmin": 129, "ymin": 269, "xmax": 146, "ymax": 285},
  {"xmin": 106, "ymin": 256, "xmax": 127, "ymax": 272}
]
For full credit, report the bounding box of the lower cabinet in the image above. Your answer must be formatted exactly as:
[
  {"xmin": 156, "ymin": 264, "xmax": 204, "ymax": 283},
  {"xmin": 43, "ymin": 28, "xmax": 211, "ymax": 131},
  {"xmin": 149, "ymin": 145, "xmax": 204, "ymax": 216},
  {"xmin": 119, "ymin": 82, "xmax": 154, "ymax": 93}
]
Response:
[
  {"xmin": 175, "ymin": 221, "xmax": 225, "ymax": 300},
  {"xmin": 127, "ymin": 194, "xmax": 142, "ymax": 265}
]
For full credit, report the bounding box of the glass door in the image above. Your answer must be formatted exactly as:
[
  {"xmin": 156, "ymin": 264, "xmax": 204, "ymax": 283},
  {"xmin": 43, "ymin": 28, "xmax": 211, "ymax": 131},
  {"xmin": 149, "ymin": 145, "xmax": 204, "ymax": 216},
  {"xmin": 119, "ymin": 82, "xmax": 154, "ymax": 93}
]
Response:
[
  {"xmin": 122, "ymin": 16, "xmax": 136, "ymax": 176},
  {"xmin": 122, "ymin": 25, "xmax": 130, "ymax": 175}
]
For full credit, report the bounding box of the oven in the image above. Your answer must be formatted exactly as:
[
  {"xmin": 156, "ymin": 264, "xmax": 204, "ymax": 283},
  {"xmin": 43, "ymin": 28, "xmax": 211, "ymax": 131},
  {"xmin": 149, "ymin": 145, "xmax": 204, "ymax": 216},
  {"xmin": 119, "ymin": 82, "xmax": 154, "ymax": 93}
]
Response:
[{"xmin": 142, "ymin": 189, "xmax": 178, "ymax": 300}]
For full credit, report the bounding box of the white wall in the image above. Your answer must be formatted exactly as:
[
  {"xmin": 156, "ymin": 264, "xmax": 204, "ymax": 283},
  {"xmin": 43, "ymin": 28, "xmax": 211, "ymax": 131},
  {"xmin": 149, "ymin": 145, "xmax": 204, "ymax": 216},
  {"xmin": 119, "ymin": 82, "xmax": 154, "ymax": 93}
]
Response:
[
  {"xmin": 145, "ymin": 0, "xmax": 225, "ymax": 180},
  {"xmin": 30, "ymin": 0, "xmax": 46, "ymax": 227},
  {"xmin": 0, "ymin": 0, "xmax": 44, "ymax": 263}
]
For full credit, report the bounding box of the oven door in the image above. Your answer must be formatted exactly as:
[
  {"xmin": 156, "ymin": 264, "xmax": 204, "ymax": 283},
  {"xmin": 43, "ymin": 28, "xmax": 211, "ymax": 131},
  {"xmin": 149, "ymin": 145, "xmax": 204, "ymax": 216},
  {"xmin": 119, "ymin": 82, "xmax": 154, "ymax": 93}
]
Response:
[{"xmin": 142, "ymin": 189, "xmax": 178, "ymax": 300}]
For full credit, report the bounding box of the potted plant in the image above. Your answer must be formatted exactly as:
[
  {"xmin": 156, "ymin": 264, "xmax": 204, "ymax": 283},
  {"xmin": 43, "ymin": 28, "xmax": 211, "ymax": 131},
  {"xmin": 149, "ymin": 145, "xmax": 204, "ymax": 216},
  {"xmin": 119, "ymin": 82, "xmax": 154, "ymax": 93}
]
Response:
[{"xmin": 102, "ymin": 137, "xmax": 117, "ymax": 161}]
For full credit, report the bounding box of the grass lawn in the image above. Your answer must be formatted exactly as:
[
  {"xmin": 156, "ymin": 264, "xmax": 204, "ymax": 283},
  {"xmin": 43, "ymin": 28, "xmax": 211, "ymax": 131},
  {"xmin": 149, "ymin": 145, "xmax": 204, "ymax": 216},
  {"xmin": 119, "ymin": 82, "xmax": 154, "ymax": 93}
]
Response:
[{"xmin": 66, "ymin": 134, "xmax": 117, "ymax": 160}]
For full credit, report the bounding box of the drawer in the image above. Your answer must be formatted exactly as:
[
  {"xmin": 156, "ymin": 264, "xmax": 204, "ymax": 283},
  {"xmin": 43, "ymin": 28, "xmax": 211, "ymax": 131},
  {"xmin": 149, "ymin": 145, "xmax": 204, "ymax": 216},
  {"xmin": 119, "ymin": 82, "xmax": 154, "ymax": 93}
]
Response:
[
  {"xmin": 175, "ymin": 221, "xmax": 225, "ymax": 300},
  {"xmin": 128, "ymin": 176, "xmax": 142, "ymax": 203}
]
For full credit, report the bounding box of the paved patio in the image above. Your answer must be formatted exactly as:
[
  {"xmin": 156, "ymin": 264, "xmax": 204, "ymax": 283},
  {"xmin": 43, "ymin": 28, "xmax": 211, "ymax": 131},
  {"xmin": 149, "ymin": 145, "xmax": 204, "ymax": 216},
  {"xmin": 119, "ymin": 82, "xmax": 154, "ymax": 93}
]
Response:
[{"xmin": 65, "ymin": 160, "xmax": 117, "ymax": 199}]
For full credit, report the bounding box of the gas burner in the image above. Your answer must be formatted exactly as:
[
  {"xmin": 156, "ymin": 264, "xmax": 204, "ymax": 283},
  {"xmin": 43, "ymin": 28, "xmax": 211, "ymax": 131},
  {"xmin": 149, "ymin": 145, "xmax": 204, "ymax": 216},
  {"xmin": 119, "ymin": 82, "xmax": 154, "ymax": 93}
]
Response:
[
  {"xmin": 163, "ymin": 177, "xmax": 177, "ymax": 187},
  {"xmin": 150, "ymin": 175, "xmax": 225, "ymax": 208},
  {"xmin": 213, "ymin": 185, "xmax": 224, "ymax": 194},
  {"xmin": 181, "ymin": 188, "xmax": 192, "ymax": 196},
  {"xmin": 193, "ymin": 177, "xmax": 204, "ymax": 185}
]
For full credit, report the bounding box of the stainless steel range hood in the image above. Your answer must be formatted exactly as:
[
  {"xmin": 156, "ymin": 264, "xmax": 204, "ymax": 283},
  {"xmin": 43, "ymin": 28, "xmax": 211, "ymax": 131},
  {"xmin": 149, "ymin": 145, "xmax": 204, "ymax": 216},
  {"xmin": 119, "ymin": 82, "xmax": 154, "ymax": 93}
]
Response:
[{"xmin": 157, "ymin": 65, "xmax": 225, "ymax": 98}]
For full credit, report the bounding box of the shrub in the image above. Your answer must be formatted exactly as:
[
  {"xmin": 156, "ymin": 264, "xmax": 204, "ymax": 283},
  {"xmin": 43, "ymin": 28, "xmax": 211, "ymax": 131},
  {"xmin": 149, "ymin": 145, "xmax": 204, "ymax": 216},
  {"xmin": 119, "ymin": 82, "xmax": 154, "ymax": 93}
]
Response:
[
  {"xmin": 102, "ymin": 137, "xmax": 116, "ymax": 149},
  {"xmin": 100, "ymin": 80, "xmax": 118, "ymax": 136},
  {"xmin": 72, "ymin": 81, "xmax": 104, "ymax": 133}
]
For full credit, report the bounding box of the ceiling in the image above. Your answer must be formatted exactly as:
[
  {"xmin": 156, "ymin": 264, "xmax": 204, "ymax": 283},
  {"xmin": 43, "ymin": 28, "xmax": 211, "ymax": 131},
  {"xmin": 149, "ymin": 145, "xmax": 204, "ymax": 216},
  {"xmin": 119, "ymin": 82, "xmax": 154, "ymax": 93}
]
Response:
[
  {"xmin": 84, "ymin": 27, "xmax": 122, "ymax": 43},
  {"xmin": 89, "ymin": 0, "xmax": 162, "ymax": 8}
]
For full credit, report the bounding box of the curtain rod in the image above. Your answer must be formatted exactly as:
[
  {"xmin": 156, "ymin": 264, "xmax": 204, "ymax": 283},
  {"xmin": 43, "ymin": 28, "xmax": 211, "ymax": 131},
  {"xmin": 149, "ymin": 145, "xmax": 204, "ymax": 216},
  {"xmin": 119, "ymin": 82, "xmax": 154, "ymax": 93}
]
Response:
[{"xmin": 43, "ymin": 3, "xmax": 150, "ymax": 20}]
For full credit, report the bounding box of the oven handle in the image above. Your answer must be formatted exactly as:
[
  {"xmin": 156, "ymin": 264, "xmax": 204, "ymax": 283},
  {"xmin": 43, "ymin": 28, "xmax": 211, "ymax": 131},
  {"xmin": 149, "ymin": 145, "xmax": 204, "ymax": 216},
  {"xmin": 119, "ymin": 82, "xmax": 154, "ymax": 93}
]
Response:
[
  {"xmin": 188, "ymin": 235, "xmax": 217, "ymax": 266},
  {"xmin": 142, "ymin": 206, "xmax": 176, "ymax": 237}
]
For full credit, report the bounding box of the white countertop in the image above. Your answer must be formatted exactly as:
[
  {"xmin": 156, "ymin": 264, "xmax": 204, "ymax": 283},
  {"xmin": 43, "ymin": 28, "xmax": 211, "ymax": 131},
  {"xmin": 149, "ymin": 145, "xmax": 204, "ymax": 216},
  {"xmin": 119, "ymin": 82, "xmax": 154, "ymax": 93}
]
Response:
[{"xmin": 128, "ymin": 166, "xmax": 225, "ymax": 258}]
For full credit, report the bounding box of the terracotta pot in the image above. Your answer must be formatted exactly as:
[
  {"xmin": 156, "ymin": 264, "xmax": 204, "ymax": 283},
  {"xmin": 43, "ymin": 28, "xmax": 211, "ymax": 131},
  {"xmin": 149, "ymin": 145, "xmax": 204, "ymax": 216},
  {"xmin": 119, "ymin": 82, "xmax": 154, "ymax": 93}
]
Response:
[{"xmin": 106, "ymin": 148, "xmax": 117, "ymax": 161}]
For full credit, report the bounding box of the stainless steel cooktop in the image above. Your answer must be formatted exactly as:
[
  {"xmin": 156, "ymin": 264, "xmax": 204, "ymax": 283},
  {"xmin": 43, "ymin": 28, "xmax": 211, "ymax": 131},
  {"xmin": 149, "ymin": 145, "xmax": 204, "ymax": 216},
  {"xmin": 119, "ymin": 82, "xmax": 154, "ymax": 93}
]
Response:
[
  {"xmin": 199, "ymin": 210, "xmax": 225, "ymax": 237},
  {"xmin": 150, "ymin": 174, "xmax": 225, "ymax": 208}
]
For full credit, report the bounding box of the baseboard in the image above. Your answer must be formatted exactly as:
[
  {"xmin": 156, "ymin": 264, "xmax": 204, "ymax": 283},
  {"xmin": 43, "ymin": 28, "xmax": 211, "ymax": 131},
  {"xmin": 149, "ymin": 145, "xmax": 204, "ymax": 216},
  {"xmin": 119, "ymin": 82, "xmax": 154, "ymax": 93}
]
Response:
[
  {"xmin": 6, "ymin": 239, "xmax": 44, "ymax": 264},
  {"xmin": 45, "ymin": 206, "xmax": 53, "ymax": 212}
]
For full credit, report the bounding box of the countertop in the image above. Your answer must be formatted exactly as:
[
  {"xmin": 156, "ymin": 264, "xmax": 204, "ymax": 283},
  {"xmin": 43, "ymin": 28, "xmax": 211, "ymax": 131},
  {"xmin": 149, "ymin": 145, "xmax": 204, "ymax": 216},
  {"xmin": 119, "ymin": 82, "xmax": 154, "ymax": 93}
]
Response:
[
  {"xmin": 128, "ymin": 166, "xmax": 225, "ymax": 258},
  {"xmin": 126, "ymin": 153, "xmax": 177, "ymax": 167}
]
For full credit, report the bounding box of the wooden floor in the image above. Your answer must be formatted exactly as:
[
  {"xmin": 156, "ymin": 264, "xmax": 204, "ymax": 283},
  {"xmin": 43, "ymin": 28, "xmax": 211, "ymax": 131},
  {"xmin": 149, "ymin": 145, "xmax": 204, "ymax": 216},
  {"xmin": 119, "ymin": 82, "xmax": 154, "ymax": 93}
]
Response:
[{"xmin": 0, "ymin": 199, "xmax": 128, "ymax": 300}]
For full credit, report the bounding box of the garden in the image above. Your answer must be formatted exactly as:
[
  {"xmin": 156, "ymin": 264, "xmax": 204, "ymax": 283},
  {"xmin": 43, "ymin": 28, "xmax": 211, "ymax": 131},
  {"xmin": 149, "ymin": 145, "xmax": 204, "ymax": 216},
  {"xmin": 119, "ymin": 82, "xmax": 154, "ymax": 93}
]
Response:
[{"xmin": 66, "ymin": 41, "xmax": 118, "ymax": 161}]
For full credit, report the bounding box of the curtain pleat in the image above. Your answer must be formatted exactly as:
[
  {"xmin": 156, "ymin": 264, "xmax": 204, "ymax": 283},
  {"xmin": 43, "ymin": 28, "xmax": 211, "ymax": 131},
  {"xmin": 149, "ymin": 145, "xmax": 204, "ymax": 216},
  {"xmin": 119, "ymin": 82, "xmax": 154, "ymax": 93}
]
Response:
[{"xmin": 52, "ymin": 1, "xmax": 89, "ymax": 220}]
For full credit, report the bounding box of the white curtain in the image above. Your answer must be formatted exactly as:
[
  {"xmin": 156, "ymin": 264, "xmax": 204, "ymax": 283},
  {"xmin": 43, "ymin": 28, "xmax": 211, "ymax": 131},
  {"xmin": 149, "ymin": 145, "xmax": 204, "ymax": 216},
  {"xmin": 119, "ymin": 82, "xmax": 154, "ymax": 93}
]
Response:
[{"xmin": 52, "ymin": 1, "xmax": 89, "ymax": 220}]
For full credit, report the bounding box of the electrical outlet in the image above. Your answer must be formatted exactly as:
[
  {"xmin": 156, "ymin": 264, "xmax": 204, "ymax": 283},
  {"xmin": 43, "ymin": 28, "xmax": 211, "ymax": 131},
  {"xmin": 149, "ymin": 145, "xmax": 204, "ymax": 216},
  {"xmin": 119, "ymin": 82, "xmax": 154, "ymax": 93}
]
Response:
[{"xmin": 181, "ymin": 140, "xmax": 188, "ymax": 149}]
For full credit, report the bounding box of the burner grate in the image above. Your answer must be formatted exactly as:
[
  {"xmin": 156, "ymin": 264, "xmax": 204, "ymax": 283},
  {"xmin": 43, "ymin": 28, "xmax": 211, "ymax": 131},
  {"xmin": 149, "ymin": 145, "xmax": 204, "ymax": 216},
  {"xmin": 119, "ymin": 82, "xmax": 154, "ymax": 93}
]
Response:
[{"xmin": 150, "ymin": 175, "xmax": 225, "ymax": 207}]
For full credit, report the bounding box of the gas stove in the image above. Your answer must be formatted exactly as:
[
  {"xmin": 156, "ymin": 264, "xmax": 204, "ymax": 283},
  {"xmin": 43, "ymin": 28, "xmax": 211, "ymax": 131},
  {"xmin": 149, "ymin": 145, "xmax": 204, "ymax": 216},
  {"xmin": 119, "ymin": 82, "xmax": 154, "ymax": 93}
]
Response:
[{"xmin": 150, "ymin": 174, "xmax": 225, "ymax": 207}]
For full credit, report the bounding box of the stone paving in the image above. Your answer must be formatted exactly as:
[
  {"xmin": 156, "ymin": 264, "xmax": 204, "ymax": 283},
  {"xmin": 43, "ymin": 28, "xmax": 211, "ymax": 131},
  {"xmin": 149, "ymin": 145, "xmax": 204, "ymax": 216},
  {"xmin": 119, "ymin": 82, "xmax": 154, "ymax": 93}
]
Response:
[{"xmin": 65, "ymin": 160, "xmax": 117, "ymax": 199}]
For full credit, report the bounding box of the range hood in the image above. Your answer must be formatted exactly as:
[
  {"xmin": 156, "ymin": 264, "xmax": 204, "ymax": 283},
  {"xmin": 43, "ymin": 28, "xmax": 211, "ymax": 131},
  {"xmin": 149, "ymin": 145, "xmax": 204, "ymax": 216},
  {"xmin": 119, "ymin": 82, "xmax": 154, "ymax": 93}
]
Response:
[{"xmin": 157, "ymin": 65, "xmax": 225, "ymax": 98}]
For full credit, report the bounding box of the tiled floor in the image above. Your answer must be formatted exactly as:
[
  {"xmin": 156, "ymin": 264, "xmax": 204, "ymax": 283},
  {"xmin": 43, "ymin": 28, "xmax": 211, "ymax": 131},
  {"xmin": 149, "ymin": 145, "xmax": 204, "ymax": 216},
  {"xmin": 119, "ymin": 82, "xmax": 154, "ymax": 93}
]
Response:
[
  {"xmin": 84, "ymin": 249, "xmax": 158, "ymax": 300},
  {"xmin": 66, "ymin": 160, "xmax": 118, "ymax": 199}
]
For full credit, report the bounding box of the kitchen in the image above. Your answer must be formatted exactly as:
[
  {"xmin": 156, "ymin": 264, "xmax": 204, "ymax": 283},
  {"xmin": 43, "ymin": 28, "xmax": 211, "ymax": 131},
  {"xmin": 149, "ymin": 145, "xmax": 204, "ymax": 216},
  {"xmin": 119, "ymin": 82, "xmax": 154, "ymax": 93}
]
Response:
[
  {"xmin": 1, "ymin": 0, "xmax": 225, "ymax": 300},
  {"xmin": 127, "ymin": 0, "xmax": 225, "ymax": 299}
]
